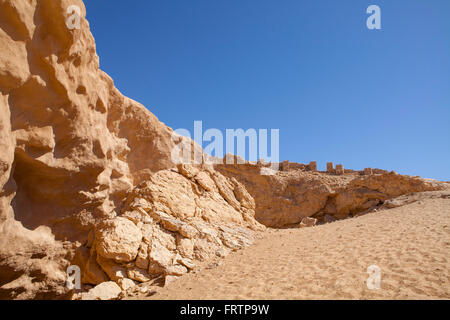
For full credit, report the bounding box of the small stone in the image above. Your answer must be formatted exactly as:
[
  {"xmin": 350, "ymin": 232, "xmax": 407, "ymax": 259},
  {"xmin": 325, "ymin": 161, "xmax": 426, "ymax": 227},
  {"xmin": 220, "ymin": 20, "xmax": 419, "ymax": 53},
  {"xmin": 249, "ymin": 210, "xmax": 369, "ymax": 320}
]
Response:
[
  {"xmin": 139, "ymin": 286, "xmax": 149, "ymax": 294},
  {"xmin": 165, "ymin": 265, "xmax": 188, "ymax": 276},
  {"xmin": 298, "ymin": 217, "xmax": 317, "ymax": 228},
  {"xmin": 118, "ymin": 278, "xmax": 135, "ymax": 291},
  {"xmin": 127, "ymin": 267, "xmax": 152, "ymax": 283},
  {"xmin": 81, "ymin": 281, "xmax": 121, "ymax": 300}
]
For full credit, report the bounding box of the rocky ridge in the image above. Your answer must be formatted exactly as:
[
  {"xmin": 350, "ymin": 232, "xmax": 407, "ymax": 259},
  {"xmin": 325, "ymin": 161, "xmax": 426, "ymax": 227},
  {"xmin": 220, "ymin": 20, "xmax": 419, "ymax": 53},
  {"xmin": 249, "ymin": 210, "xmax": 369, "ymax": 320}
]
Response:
[
  {"xmin": 0, "ymin": 0, "xmax": 446, "ymax": 300},
  {"xmin": 0, "ymin": 0, "xmax": 263, "ymax": 299},
  {"xmin": 216, "ymin": 160, "xmax": 444, "ymax": 227},
  {"xmin": 71, "ymin": 164, "xmax": 264, "ymax": 300}
]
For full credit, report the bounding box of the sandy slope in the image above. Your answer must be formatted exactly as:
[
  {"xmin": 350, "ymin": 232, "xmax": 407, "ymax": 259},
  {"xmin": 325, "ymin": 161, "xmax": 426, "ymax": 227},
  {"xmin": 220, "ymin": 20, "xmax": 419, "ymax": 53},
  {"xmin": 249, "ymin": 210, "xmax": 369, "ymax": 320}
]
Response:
[{"xmin": 139, "ymin": 193, "xmax": 450, "ymax": 300}]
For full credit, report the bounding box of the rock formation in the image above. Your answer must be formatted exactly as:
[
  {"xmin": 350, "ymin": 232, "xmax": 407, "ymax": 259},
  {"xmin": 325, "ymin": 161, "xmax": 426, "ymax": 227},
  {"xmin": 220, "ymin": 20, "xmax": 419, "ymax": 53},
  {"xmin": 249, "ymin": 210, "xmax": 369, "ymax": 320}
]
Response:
[
  {"xmin": 215, "ymin": 161, "xmax": 444, "ymax": 227},
  {"xmin": 0, "ymin": 0, "xmax": 446, "ymax": 300},
  {"xmin": 70, "ymin": 164, "xmax": 264, "ymax": 299},
  {"xmin": 0, "ymin": 0, "xmax": 263, "ymax": 299}
]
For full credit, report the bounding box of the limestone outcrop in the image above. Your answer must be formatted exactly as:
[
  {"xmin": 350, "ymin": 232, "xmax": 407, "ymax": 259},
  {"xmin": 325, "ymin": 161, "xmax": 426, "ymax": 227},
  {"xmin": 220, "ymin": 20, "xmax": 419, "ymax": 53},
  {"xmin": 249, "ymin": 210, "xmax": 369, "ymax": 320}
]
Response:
[
  {"xmin": 71, "ymin": 165, "xmax": 264, "ymax": 297},
  {"xmin": 215, "ymin": 161, "xmax": 445, "ymax": 227},
  {"xmin": 0, "ymin": 0, "xmax": 263, "ymax": 299},
  {"xmin": 0, "ymin": 0, "xmax": 446, "ymax": 300}
]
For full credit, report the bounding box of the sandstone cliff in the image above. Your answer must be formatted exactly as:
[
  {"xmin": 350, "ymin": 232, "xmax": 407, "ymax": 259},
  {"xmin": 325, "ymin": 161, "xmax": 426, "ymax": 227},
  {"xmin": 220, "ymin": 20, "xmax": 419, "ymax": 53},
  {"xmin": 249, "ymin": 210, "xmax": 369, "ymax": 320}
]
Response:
[
  {"xmin": 0, "ymin": 0, "xmax": 263, "ymax": 299},
  {"xmin": 0, "ymin": 0, "xmax": 445, "ymax": 300},
  {"xmin": 216, "ymin": 161, "xmax": 443, "ymax": 227}
]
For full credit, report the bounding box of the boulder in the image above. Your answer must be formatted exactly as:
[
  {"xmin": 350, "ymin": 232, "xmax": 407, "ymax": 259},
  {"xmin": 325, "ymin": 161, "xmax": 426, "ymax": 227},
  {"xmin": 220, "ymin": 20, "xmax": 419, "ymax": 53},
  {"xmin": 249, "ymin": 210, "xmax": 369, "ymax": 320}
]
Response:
[
  {"xmin": 95, "ymin": 217, "xmax": 142, "ymax": 262},
  {"xmin": 117, "ymin": 278, "xmax": 135, "ymax": 291},
  {"xmin": 195, "ymin": 171, "xmax": 215, "ymax": 191},
  {"xmin": 127, "ymin": 267, "xmax": 153, "ymax": 283},
  {"xmin": 148, "ymin": 241, "xmax": 175, "ymax": 275},
  {"xmin": 165, "ymin": 265, "xmax": 188, "ymax": 276},
  {"xmin": 81, "ymin": 282, "xmax": 121, "ymax": 300}
]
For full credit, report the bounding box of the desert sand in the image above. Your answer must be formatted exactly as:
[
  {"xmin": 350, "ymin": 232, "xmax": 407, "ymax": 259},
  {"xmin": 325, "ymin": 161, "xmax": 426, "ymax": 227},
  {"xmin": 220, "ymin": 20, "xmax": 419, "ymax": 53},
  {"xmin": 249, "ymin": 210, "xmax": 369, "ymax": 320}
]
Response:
[{"xmin": 139, "ymin": 193, "xmax": 450, "ymax": 300}]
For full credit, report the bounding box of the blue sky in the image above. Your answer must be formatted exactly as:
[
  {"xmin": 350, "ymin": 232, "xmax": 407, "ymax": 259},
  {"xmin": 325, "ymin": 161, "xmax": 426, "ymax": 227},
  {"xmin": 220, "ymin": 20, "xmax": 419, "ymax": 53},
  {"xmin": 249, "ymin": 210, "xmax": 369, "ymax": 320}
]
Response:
[{"xmin": 84, "ymin": 0, "xmax": 450, "ymax": 180}]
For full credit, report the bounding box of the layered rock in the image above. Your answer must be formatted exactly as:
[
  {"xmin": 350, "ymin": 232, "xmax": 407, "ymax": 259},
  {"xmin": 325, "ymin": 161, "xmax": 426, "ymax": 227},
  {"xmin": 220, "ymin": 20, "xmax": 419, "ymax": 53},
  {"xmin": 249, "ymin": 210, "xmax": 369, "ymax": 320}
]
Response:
[
  {"xmin": 0, "ymin": 0, "xmax": 446, "ymax": 300},
  {"xmin": 72, "ymin": 164, "xmax": 264, "ymax": 297},
  {"xmin": 215, "ymin": 161, "xmax": 445, "ymax": 227},
  {"xmin": 0, "ymin": 0, "xmax": 263, "ymax": 299}
]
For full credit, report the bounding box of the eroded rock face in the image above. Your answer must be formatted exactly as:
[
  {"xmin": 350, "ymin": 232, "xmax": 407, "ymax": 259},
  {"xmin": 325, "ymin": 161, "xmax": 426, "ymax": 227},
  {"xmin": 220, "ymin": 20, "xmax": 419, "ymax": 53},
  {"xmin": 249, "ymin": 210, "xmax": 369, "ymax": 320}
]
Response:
[
  {"xmin": 215, "ymin": 162, "xmax": 445, "ymax": 227},
  {"xmin": 0, "ymin": 0, "xmax": 184, "ymax": 299},
  {"xmin": 1, "ymin": 0, "xmax": 178, "ymax": 242},
  {"xmin": 0, "ymin": 0, "xmax": 446, "ymax": 300},
  {"xmin": 74, "ymin": 165, "xmax": 264, "ymax": 293},
  {"xmin": 0, "ymin": 0, "xmax": 266, "ymax": 296}
]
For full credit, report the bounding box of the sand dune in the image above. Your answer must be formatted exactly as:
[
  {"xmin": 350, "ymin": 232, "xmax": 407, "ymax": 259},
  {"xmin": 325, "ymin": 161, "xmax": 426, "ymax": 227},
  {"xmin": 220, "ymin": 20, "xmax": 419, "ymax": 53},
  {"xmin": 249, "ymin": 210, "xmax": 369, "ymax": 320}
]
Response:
[{"xmin": 138, "ymin": 193, "xmax": 450, "ymax": 300}]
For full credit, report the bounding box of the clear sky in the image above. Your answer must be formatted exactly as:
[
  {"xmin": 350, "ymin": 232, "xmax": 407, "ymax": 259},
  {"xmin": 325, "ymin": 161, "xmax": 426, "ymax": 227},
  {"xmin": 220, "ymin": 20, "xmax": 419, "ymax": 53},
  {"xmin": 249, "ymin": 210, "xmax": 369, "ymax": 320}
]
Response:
[{"xmin": 84, "ymin": 0, "xmax": 450, "ymax": 181}]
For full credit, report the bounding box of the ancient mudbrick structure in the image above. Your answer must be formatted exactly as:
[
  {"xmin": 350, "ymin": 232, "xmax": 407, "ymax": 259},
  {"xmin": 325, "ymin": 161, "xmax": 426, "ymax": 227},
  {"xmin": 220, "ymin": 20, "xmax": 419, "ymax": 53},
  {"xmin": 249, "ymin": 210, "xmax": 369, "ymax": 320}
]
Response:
[
  {"xmin": 327, "ymin": 162, "xmax": 334, "ymax": 173},
  {"xmin": 281, "ymin": 160, "xmax": 290, "ymax": 171},
  {"xmin": 308, "ymin": 161, "xmax": 317, "ymax": 172}
]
